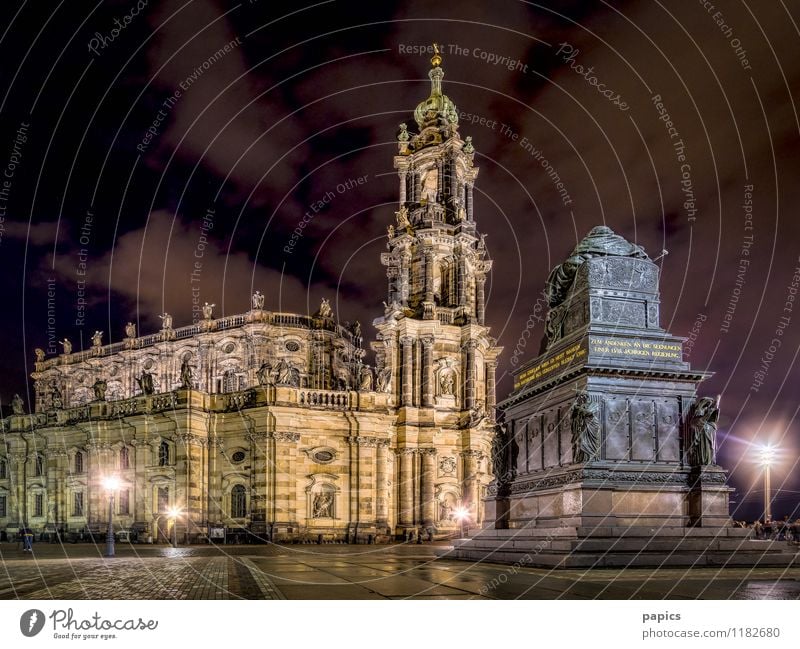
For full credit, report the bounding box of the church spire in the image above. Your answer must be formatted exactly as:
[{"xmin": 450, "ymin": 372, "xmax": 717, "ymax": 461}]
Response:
[{"xmin": 411, "ymin": 44, "xmax": 459, "ymax": 140}]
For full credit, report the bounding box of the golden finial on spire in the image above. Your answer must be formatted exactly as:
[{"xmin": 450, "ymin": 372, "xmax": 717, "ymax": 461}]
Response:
[{"xmin": 431, "ymin": 43, "xmax": 442, "ymax": 68}]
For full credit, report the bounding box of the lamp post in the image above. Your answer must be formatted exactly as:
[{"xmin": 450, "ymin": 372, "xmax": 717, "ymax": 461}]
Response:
[
  {"xmin": 168, "ymin": 507, "xmax": 181, "ymax": 548},
  {"xmin": 758, "ymin": 445, "xmax": 777, "ymax": 523},
  {"xmin": 102, "ymin": 477, "xmax": 119, "ymax": 558},
  {"xmin": 453, "ymin": 506, "xmax": 469, "ymax": 539}
]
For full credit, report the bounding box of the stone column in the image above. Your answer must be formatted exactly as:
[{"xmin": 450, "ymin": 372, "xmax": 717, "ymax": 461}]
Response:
[
  {"xmin": 397, "ymin": 449, "xmax": 416, "ymax": 528},
  {"xmin": 420, "ymin": 448, "xmax": 437, "ymax": 527},
  {"xmin": 399, "ymin": 171, "xmax": 407, "ymax": 205},
  {"xmin": 464, "ymin": 341, "xmax": 477, "ymax": 410},
  {"xmin": 424, "ymin": 250, "xmax": 434, "ymax": 304},
  {"xmin": 421, "ymin": 337, "xmax": 434, "ymax": 407},
  {"xmin": 87, "ymin": 441, "xmax": 102, "ymax": 528},
  {"xmin": 375, "ymin": 440, "xmax": 389, "ymax": 529},
  {"xmin": 461, "ymin": 449, "xmax": 481, "ymax": 523},
  {"xmin": 399, "ymin": 251, "xmax": 410, "ymax": 305},
  {"xmin": 466, "ymin": 182, "xmax": 474, "ymax": 221},
  {"xmin": 400, "ymin": 337, "xmax": 414, "ymax": 407},
  {"xmin": 132, "ymin": 439, "xmax": 150, "ymax": 526},
  {"xmin": 206, "ymin": 438, "xmax": 223, "ymax": 524},
  {"xmin": 486, "ymin": 360, "xmax": 497, "ymax": 417},
  {"xmin": 413, "ymin": 169, "xmax": 421, "ymax": 203},
  {"xmin": 476, "ymin": 276, "xmax": 486, "ymax": 325},
  {"xmin": 457, "ymin": 252, "xmax": 466, "ymax": 307}
]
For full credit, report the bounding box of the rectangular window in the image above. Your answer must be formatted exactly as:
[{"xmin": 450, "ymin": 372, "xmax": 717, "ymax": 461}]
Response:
[
  {"xmin": 0, "ymin": 460, "xmax": 6, "ymax": 479},
  {"xmin": 0, "ymin": 495, "xmax": 6, "ymax": 518},
  {"xmin": 119, "ymin": 490, "xmax": 129, "ymax": 515},
  {"xmin": 73, "ymin": 492, "xmax": 84, "ymax": 516},
  {"xmin": 34, "ymin": 493, "xmax": 43, "ymax": 517}
]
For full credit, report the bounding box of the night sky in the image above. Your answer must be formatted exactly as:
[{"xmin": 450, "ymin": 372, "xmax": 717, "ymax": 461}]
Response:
[{"xmin": 1, "ymin": 0, "xmax": 798, "ymax": 520}]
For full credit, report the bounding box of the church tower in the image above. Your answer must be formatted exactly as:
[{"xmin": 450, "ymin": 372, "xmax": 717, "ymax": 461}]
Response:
[{"xmin": 372, "ymin": 48, "xmax": 502, "ymax": 535}]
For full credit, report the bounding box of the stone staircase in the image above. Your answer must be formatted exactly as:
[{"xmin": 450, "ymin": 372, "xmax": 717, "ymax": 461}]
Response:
[{"xmin": 441, "ymin": 525, "xmax": 800, "ymax": 568}]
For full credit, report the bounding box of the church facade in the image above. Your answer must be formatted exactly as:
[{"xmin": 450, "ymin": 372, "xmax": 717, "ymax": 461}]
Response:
[{"xmin": 0, "ymin": 51, "xmax": 501, "ymax": 543}]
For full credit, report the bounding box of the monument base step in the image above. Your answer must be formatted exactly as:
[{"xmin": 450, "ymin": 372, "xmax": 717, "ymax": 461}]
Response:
[{"xmin": 440, "ymin": 526, "xmax": 800, "ymax": 568}]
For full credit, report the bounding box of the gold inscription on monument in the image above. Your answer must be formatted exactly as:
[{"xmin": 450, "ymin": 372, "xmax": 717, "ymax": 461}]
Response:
[
  {"xmin": 514, "ymin": 340, "xmax": 587, "ymax": 390},
  {"xmin": 588, "ymin": 335, "xmax": 682, "ymax": 361}
]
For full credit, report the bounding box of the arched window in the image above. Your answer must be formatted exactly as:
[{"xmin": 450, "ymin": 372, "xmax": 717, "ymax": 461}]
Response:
[
  {"xmin": 34, "ymin": 454, "xmax": 44, "ymax": 477},
  {"xmin": 119, "ymin": 446, "xmax": 130, "ymax": 470},
  {"xmin": 158, "ymin": 441, "xmax": 170, "ymax": 467},
  {"xmin": 74, "ymin": 451, "xmax": 83, "ymax": 474},
  {"xmin": 0, "ymin": 458, "xmax": 6, "ymax": 480},
  {"xmin": 222, "ymin": 370, "xmax": 237, "ymax": 393},
  {"xmin": 231, "ymin": 485, "xmax": 246, "ymax": 518}
]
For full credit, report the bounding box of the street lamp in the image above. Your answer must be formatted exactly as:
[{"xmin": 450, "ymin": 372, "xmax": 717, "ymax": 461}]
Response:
[
  {"xmin": 102, "ymin": 477, "xmax": 119, "ymax": 558},
  {"xmin": 453, "ymin": 506, "xmax": 469, "ymax": 539},
  {"xmin": 168, "ymin": 507, "xmax": 181, "ymax": 548},
  {"xmin": 758, "ymin": 445, "xmax": 777, "ymax": 523}
]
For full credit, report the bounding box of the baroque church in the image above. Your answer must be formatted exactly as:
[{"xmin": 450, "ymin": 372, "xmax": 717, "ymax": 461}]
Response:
[{"xmin": 0, "ymin": 50, "xmax": 502, "ymax": 542}]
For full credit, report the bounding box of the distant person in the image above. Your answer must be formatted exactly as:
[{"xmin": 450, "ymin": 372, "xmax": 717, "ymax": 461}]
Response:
[{"xmin": 22, "ymin": 529, "xmax": 33, "ymax": 552}]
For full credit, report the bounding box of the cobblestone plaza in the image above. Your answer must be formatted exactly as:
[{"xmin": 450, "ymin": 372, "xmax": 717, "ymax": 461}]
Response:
[{"xmin": 1, "ymin": 542, "xmax": 799, "ymax": 600}]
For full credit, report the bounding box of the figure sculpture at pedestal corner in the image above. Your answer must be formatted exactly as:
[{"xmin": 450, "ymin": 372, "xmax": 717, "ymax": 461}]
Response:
[
  {"xmin": 34, "ymin": 348, "xmax": 45, "ymax": 362},
  {"xmin": 570, "ymin": 391, "xmax": 601, "ymax": 463},
  {"xmin": 93, "ymin": 378, "xmax": 107, "ymax": 401},
  {"xmin": 350, "ymin": 320, "xmax": 362, "ymax": 340},
  {"xmin": 59, "ymin": 338, "xmax": 72, "ymax": 355},
  {"xmin": 256, "ymin": 362, "xmax": 272, "ymax": 386},
  {"xmin": 202, "ymin": 303, "xmax": 215, "ymax": 320},
  {"xmin": 546, "ymin": 226, "xmax": 649, "ymax": 309},
  {"xmin": 251, "ymin": 290, "xmax": 265, "ymax": 310},
  {"xmin": 395, "ymin": 206, "xmax": 412, "ymax": 234},
  {"xmin": 544, "ymin": 226, "xmax": 649, "ymax": 348},
  {"xmin": 91, "ymin": 331, "xmax": 103, "ymax": 347},
  {"xmin": 312, "ymin": 492, "xmax": 333, "ymax": 518},
  {"xmin": 491, "ymin": 421, "xmax": 509, "ymax": 485},
  {"xmin": 376, "ymin": 367, "xmax": 392, "ymax": 393},
  {"xmin": 159, "ymin": 312, "xmax": 173, "ymax": 329},
  {"xmin": 11, "ymin": 393, "xmax": 24, "ymax": 415},
  {"xmin": 689, "ymin": 396, "xmax": 720, "ymax": 466},
  {"xmin": 179, "ymin": 360, "xmax": 193, "ymax": 389},
  {"xmin": 359, "ymin": 365, "xmax": 373, "ymax": 391},
  {"xmin": 125, "ymin": 322, "xmax": 136, "ymax": 338},
  {"xmin": 136, "ymin": 371, "xmax": 154, "ymax": 396}
]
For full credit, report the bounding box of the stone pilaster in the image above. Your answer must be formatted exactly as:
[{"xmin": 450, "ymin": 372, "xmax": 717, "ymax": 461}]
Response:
[
  {"xmin": 461, "ymin": 449, "xmax": 482, "ymax": 523},
  {"xmin": 248, "ymin": 430, "xmax": 269, "ymax": 533},
  {"xmin": 375, "ymin": 440, "xmax": 389, "ymax": 528},
  {"xmin": 397, "ymin": 448, "xmax": 416, "ymax": 528},
  {"xmin": 273, "ymin": 432, "xmax": 300, "ymax": 536}
]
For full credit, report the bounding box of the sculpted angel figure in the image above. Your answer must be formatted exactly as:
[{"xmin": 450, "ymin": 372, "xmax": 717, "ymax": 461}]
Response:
[
  {"xmin": 159, "ymin": 312, "xmax": 173, "ymax": 329},
  {"xmin": 318, "ymin": 298, "xmax": 332, "ymax": 319},
  {"xmin": 59, "ymin": 338, "xmax": 72, "ymax": 355},
  {"xmin": 202, "ymin": 302, "xmax": 215, "ymax": 320},
  {"xmin": 34, "ymin": 348, "xmax": 45, "ymax": 362},
  {"xmin": 125, "ymin": 322, "xmax": 136, "ymax": 338},
  {"xmin": 251, "ymin": 291, "xmax": 265, "ymax": 310},
  {"xmin": 376, "ymin": 367, "xmax": 392, "ymax": 393},
  {"xmin": 11, "ymin": 394, "xmax": 24, "ymax": 415},
  {"xmin": 570, "ymin": 391, "xmax": 601, "ymax": 463},
  {"xmin": 91, "ymin": 331, "xmax": 103, "ymax": 347}
]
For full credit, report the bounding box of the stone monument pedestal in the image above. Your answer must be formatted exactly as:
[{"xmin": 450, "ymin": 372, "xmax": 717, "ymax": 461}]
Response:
[{"xmin": 450, "ymin": 227, "xmax": 799, "ymax": 568}]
